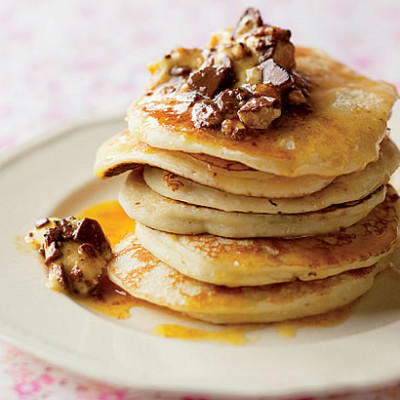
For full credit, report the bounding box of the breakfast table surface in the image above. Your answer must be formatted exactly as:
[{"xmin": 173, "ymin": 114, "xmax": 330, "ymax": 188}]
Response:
[{"xmin": 2, "ymin": 0, "xmax": 400, "ymax": 399}]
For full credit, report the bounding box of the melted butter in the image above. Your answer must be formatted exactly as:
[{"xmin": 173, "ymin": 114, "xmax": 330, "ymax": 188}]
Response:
[
  {"xmin": 77, "ymin": 200, "xmax": 136, "ymax": 246},
  {"xmin": 153, "ymin": 324, "xmax": 259, "ymax": 345}
]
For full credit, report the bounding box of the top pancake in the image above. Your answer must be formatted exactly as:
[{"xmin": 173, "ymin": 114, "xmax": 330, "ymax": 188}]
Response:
[
  {"xmin": 128, "ymin": 47, "xmax": 397, "ymax": 177},
  {"xmin": 94, "ymin": 130, "xmax": 334, "ymax": 198}
]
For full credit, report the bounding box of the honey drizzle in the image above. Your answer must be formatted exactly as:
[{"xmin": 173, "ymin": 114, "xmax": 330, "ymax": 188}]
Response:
[
  {"xmin": 153, "ymin": 324, "xmax": 259, "ymax": 345},
  {"xmin": 153, "ymin": 304, "xmax": 354, "ymax": 344}
]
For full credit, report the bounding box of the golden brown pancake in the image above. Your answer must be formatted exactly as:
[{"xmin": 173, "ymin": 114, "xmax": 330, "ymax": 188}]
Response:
[
  {"xmin": 134, "ymin": 185, "xmax": 399, "ymax": 286},
  {"xmin": 94, "ymin": 130, "xmax": 334, "ymax": 198},
  {"xmin": 108, "ymin": 233, "xmax": 387, "ymax": 324},
  {"xmin": 143, "ymin": 137, "xmax": 400, "ymax": 214},
  {"xmin": 119, "ymin": 167, "xmax": 387, "ymax": 238},
  {"xmin": 128, "ymin": 47, "xmax": 397, "ymax": 177}
]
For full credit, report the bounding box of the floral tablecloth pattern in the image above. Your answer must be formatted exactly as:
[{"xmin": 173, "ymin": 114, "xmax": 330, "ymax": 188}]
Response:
[{"xmin": 2, "ymin": 0, "xmax": 400, "ymax": 398}]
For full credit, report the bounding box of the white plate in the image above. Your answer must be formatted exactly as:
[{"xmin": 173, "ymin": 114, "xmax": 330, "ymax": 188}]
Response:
[{"xmin": 2, "ymin": 115, "xmax": 400, "ymax": 399}]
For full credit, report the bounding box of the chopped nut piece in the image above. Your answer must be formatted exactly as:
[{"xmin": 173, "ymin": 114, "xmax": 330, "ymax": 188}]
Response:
[
  {"xmin": 238, "ymin": 96, "xmax": 281, "ymax": 129},
  {"xmin": 260, "ymin": 59, "xmax": 292, "ymax": 88},
  {"xmin": 192, "ymin": 100, "xmax": 224, "ymax": 128},
  {"xmin": 272, "ymin": 39, "xmax": 295, "ymax": 70},
  {"xmin": 250, "ymin": 83, "xmax": 281, "ymax": 99},
  {"xmin": 221, "ymin": 119, "xmax": 246, "ymax": 140},
  {"xmin": 288, "ymin": 88, "xmax": 308, "ymax": 104},
  {"xmin": 232, "ymin": 8, "xmax": 263, "ymax": 38},
  {"xmin": 35, "ymin": 218, "xmax": 49, "ymax": 229},
  {"xmin": 142, "ymin": 7, "xmax": 311, "ymax": 137}
]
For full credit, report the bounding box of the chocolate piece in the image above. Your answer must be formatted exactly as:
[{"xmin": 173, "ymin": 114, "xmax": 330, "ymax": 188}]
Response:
[
  {"xmin": 238, "ymin": 96, "xmax": 281, "ymax": 129},
  {"xmin": 35, "ymin": 218, "xmax": 50, "ymax": 229},
  {"xmin": 145, "ymin": 8, "xmax": 311, "ymax": 135},
  {"xmin": 73, "ymin": 218, "xmax": 109, "ymax": 252},
  {"xmin": 78, "ymin": 243, "xmax": 97, "ymax": 259},
  {"xmin": 191, "ymin": 100, "xmax": 224, "ymax": 128},
  {"xmin": 216, "ymin": 88, "xmax": 249, "ymax": 117},
  {"xmin": 45, "ymin": 242, "xmax": 62, "ymax": 265},
  {"xmin": 216, "ymin": 89, "xmax": 240, "ymax": 114},
  {"xmin": 255, "ymin": 38, "xmax": 271, "ymax": 51},
  {"xmin": 187, "ymin": 59, "xmax": 234, "ymax": 98},
  {"xmin": 44, "ymin": 225, "xmax": 62, "ymax": 246},
  {"xmin": 268, "ymin": 26, "xmax": 292, "ymax": 42},
  {"xmin": 232, "ymin": 8, "xmax": 263, "ymax": 38},
  {"xmin": 221, "ymin": 119, "xmax": 246, "ymax": 140},
  {"xmin": 69, "ymin": 266, "xmax": 84, "ymax": 281},
  {"xmin": 57, "ymin": 218, "xmax": 75, "ymax": 240},
  {"xmin": 260, "ymin": 59, "xmax": 292, "ymax": 88},
  {"xmin": 170, "ymin": 66, "xmax": 191, "ymax": 76}
]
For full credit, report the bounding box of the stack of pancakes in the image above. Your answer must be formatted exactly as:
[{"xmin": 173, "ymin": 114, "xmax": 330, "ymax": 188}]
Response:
[{"xmin": 94, "ymin": 13, "xmax": 399, "ymax": 324}]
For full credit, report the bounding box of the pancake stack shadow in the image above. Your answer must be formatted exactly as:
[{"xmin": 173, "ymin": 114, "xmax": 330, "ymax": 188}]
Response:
[{"xmin": 95, "ymin": 132, "xmax": 400, "ymax": 324}]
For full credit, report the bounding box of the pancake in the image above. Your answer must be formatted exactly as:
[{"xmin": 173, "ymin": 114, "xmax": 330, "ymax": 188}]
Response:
[
  {"xmin": 134, "ymin": 186, "xmax": 399, "ymax": 286},
  {"xmin": 119, "ymin": 168, "xmax": 387, "ymax": 238},
  {"xmin": 94, "ymin": 130, "xmax": 334, "ymax": 198},
  {"xmin": 128, "ymin": 47, "xmax": 397, "ymax": 178},
  {"xmin": 143, "ymin": 137, "xmax": 400, "ymax": 214},
  {"xmin": 108, "ymin": 233, "xmax": 387, "ymax": 324}
]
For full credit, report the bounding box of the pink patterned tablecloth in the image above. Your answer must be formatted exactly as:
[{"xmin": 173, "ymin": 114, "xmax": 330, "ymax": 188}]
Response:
[{"xmin": 1, "ymin": 1, "xmax": 400, "ymax": 399}]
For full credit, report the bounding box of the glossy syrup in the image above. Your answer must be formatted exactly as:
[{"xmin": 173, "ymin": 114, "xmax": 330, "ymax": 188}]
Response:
[
  {"xmin": 153, "ymin": 304, "xmax": 353, "ymax": 344},
  {"xmin": 75, "ymin": 200, "xmax": 138, "ymax": 319},
  {"xmin": 76, "ymin": 200, "xmax": 352, "ymax": 342}
]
